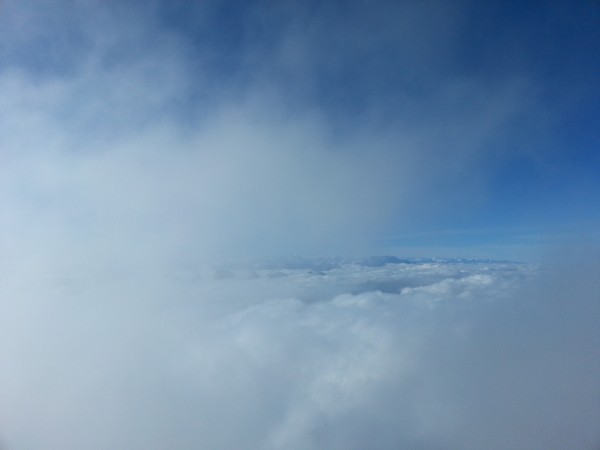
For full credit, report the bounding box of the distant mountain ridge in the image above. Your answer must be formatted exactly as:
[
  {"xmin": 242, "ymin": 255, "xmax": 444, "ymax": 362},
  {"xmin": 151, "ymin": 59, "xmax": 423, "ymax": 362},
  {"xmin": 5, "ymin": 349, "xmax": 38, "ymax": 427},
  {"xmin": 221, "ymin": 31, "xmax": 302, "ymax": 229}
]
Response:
[{"xmin": 210, "ymin": 255, "xmax": 521, "ymax": 272}]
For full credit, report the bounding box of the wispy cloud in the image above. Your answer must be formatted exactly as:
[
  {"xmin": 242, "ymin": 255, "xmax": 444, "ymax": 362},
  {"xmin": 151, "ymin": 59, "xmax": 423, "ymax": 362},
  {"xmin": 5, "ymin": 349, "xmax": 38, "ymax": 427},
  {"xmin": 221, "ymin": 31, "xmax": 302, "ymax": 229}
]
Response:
[{"xmin": 0, "ymin": 0, "xmax": 548, "ymax": 271}]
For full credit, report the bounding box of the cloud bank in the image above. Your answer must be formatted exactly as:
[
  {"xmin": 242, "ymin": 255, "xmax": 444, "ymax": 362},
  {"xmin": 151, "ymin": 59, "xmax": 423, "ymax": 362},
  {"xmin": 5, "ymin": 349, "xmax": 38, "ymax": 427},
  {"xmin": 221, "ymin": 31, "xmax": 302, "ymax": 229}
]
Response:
[
  {"xmin": 0, "ymin": 0, "xmax": 550, "ymax": 270},
  {"xmin": 1, "ymin": 2, "xmax": 599, "ymax": 449},
  {"xmin": 1, "ymin": 255, "xmax": 599, "ymax": 449}
]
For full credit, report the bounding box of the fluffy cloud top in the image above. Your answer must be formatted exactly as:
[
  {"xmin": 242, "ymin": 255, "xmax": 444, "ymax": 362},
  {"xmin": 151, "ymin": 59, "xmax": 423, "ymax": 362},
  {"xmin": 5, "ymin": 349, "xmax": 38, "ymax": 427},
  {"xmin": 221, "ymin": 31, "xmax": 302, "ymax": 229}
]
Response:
[
  {"xmin": 1, "ymin": 2, "xmax": 599, "ymax": 449},
  {"xmin": 1, "ymin": 255, "xmax": 599, "ymax": 450}
]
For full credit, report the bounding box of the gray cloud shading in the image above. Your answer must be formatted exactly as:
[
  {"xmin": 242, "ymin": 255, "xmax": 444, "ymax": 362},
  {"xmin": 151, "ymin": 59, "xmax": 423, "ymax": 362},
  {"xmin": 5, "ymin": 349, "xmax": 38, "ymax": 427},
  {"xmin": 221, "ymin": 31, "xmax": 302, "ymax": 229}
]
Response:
[
  {"xmin": 1, "ymin": 254, "xmax": 599, "ymax": 449},
  {"xmin": 1, "ymin": 2, "xmax": 599, "ymax": 449},
  {"xmin": 0, "ymin": 0, "xmax": 562, "ymax": 269}
]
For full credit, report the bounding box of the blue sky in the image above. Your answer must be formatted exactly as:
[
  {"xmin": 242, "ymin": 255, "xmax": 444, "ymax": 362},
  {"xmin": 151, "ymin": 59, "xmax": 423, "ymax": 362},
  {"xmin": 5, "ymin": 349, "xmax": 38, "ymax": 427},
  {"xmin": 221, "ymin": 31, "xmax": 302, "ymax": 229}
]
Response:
[{"xmin": 1, "ymin": 0, "xmax": 599, "ymax": 263}]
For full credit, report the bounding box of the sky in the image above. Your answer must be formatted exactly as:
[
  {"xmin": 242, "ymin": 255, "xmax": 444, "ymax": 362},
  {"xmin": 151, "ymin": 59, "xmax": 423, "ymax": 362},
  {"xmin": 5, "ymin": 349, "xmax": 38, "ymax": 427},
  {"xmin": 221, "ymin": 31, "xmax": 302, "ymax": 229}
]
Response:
[
  {"xmin": 1, "ymin": 2, "xmax": 600, "ymax": 449},
  {"xmin": 1, "ymin": 0, "xmax": 599, "ymax": 266}
]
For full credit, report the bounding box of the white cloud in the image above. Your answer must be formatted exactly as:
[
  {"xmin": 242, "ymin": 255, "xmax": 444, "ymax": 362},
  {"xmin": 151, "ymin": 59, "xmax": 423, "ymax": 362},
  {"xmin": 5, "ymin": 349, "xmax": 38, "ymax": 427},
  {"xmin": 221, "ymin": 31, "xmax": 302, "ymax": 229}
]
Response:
[
  {"xmin": 0, "ymin": 0, "xmax": 544, "ymax": 271},
  {"xmin": 1, "ymin": 3, "xmax": 598, "ymax": 448},
  {"xmin": 1, "ymin": 256, "xmax": 598, "ymax": 449}
]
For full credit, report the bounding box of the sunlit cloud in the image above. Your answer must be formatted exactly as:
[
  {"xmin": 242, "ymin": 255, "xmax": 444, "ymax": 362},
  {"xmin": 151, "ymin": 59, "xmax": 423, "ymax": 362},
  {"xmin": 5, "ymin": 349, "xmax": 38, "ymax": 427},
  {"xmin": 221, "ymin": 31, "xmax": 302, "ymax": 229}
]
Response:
[
  {"xmin": 1, "ymin": 255, "xmax": 599, "ymax": 449},
  {"xmin": 1, "ymin": 1, "xmax": 599, "ymax": 449}
]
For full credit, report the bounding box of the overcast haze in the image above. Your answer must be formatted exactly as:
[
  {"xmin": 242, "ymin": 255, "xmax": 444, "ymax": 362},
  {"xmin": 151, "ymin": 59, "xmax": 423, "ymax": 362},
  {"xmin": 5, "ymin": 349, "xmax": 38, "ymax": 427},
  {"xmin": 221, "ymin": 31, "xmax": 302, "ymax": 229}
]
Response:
[
  {"xmin": 2, "ymin": 0, "xmax": 598, "ymax": 266},
  {"xmin": 1, "ymin": 1, "xmax": 599, "ymax": 449}
]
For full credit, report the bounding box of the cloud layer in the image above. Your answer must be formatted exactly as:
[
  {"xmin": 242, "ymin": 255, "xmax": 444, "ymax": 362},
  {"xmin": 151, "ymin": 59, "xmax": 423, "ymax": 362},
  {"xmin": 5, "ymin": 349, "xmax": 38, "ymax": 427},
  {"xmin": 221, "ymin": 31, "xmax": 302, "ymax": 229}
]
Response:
[
  {"xmin": 0, "ymin": 0, "xmax": 554, "ymax": 269},
  {"xmin": 1, "ymin": 255, "xmax": 599, "ymax": 449},
  {"xmin": 1, "ymin": 2, "xmax": 599, "ymax": 449}
]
